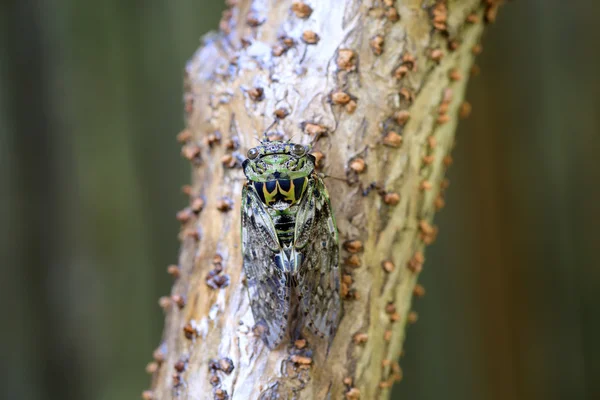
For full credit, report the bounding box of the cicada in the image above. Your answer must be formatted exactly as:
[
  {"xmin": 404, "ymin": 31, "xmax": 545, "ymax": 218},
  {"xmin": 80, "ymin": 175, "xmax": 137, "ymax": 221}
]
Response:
[{"xmin": 241, "ymin": 140, "xmax": 341, "ymax": 349}]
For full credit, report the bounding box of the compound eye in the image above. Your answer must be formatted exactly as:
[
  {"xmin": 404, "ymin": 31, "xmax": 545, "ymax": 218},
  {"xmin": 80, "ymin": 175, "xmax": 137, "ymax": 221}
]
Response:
[
  {"xmin": 247, "ymin": 148, "xmax": 259, "ymax": 159},
  {"xmin": 292, "ymin": 144, "xmax": 306, "ymax": 157}
]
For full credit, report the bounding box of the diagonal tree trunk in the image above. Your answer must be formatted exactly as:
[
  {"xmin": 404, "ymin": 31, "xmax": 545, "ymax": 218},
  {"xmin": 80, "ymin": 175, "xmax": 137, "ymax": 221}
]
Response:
[{"xmin": 147, "ymin": 1, "xmax": 504, "ymax": 399}]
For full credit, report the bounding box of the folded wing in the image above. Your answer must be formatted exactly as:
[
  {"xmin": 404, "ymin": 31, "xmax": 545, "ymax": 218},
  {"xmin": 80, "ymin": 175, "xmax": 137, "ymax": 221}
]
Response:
[{"xmin": 241, "ymin": 185, "xmax": 290, "ymax": 349}]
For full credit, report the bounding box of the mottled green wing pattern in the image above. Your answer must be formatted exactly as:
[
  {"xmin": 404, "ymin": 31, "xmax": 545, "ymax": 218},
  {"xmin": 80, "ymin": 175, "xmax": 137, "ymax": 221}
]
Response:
[
  {"xmin": 294, "ymin": 175, "xmax": 341, "ymax": 339},
  {"xmin": 241, "ymin": 185, "xmax": 290, "ymax": 349}
]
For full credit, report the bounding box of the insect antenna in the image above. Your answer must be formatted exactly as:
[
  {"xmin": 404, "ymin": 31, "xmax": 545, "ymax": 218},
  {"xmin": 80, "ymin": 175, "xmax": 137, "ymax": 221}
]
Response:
[
  {"xmin": 317, "ymin": 172, "xmax": 348, "ymax": 183},
  {"xmin": 260, "ymin": 119, "xmax": 280, "ymax": 143},
  {"xmin": 309, "ymin": 133, "xmax": 320, "ymax": 148}
]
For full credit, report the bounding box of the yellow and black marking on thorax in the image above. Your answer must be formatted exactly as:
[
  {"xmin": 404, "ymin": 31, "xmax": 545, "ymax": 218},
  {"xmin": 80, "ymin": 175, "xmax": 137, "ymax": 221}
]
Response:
[
  {"xmin": 242, "ymin": 140, "xmax": 316, "ymax": 210},
  {"xmin": 252, "ymin": 176, "xmax": 308, "ymax": 208}
]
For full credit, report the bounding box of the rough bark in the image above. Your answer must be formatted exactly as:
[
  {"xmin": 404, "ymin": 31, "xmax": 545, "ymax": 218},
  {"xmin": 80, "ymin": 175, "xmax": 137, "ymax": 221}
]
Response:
[{"xmin": 148, "ymin": 1, "xmax": 503, "ymax": 399}]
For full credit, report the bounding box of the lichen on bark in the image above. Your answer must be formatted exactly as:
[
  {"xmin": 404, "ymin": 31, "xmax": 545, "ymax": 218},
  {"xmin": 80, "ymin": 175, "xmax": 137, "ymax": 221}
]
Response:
[{"xmin": 148, "ymin": 1, "xmax": 503, "ymax": 399}]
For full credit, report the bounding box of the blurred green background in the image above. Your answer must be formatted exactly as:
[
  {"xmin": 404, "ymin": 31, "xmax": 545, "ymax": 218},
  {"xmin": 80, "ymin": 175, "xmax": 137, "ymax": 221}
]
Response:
[{"xmin": 1, "ymin": 1, "xmax": 598, "ymax": 399}]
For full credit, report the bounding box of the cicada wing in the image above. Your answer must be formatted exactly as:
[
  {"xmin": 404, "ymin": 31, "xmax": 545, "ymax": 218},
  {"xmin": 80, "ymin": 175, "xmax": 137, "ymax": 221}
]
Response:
[
  {"xmin": 294, "ymin": 176, "xmax": 341, "ymax": 340},
  {"xmin": 241, "ymin": 185, "xmax": 290, "ymax": 349}
]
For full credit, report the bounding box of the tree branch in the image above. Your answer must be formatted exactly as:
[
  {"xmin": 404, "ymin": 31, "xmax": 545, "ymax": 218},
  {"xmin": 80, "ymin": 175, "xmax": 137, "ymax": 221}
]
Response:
[{"xmin": 147, "ymin": 0, "xmax": 504, "ymax": 399}]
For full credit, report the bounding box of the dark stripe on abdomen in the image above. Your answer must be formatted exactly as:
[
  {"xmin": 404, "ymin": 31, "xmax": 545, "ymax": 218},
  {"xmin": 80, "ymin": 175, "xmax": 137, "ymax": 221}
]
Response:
[
  {"xmin": 273, "ymin": 213, "xmax": 296, "ymax": 245},
  {"xmin": 275, "ymin": 221, "xmax": 295, "ymax": 231}
]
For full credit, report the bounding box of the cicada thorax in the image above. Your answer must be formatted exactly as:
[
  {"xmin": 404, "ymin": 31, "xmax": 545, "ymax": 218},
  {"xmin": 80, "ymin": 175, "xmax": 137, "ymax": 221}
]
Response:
[
  {"xmin": 250, "ymin": 175, "xmax": 309, "ymax": 247},
  {"xmin": 251, "ymin": 176, "xmax": 309, "ymax": 208}
]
